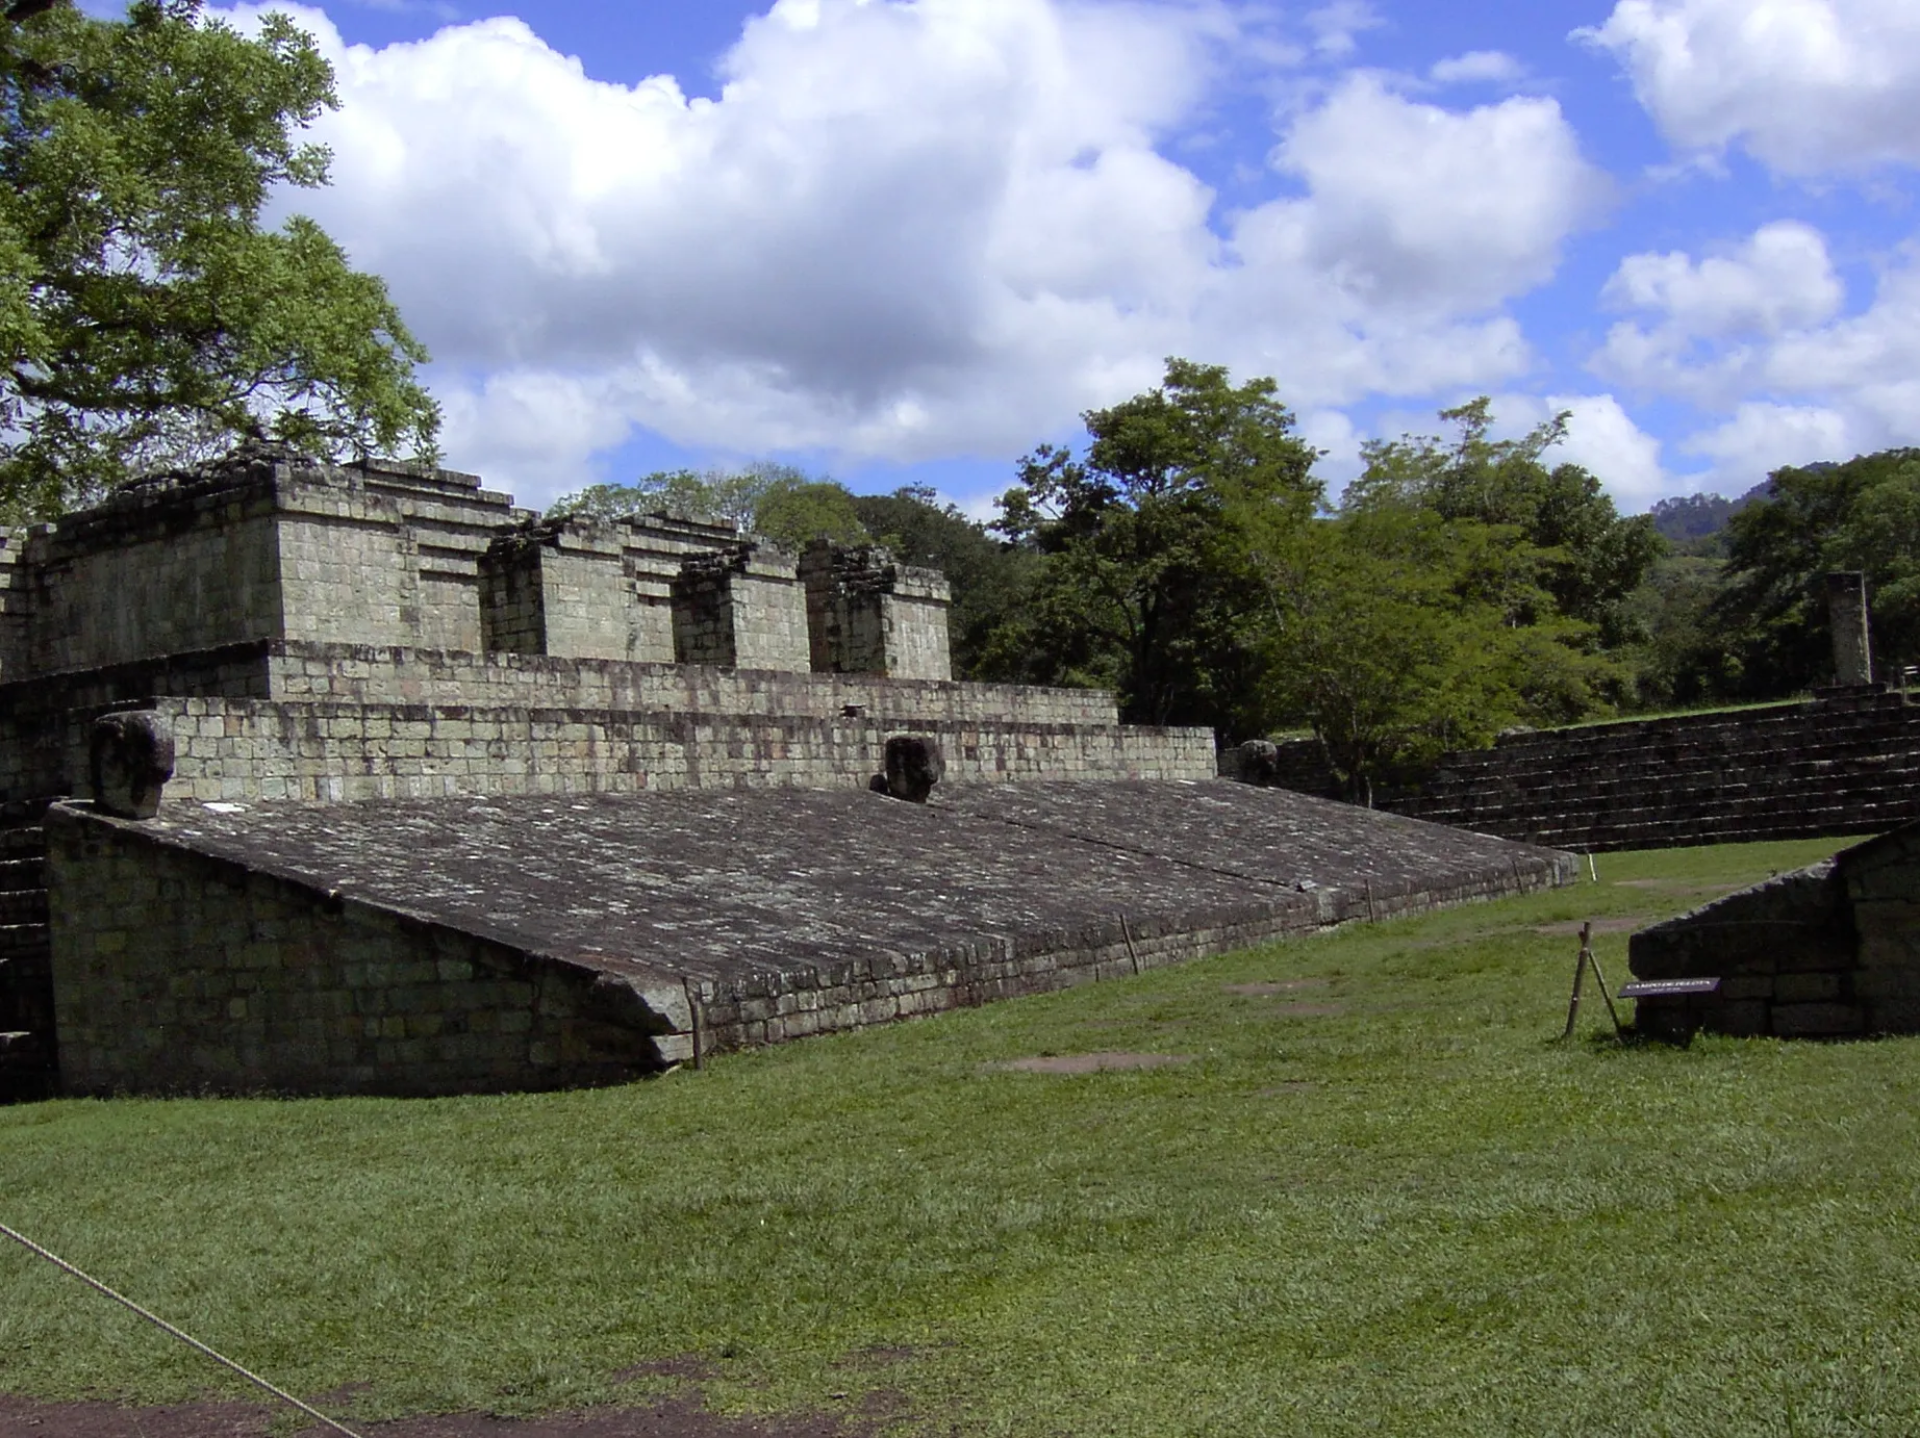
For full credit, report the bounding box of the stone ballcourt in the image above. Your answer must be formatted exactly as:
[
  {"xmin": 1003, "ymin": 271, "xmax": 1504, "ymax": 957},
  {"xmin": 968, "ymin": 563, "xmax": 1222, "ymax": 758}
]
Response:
[
  {"xmin": 2, "ymin": 443, "xmax": 1576, "ymax": 1098},
  {"xmin": 45, "ymin": 780, "xmax": 1572, "ymax": 1096}
]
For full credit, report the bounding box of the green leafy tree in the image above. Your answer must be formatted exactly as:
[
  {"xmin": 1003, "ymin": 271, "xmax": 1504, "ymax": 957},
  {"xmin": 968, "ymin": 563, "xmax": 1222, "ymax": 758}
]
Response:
[
  {"xmin": 995, "ymin": 357, "xmax": 1322, "ymax": 729},
  {"xmin": 1618, "ymin": 552, "xmax": 1743, "ymax": 708},
  {"xmin": 753, "ymin": 477, "xmax": 869, "ymax": 550},
  {"xmin": 1, "ymin": 0, "xmax": 438, "ymax": 521},
  {"xmin": 1711, "ymin": 450, "xmax": 1920, "ymax": 693},
  {"xmin": 550, "ymin": 466, "xmax": 769, "ymax": 529},
  {"xmin": 1352, "ymin": 398, "xmax": 1663, "ymax": 647},
  {"xmin": 549, "ymin": 462, "xmax": 871, "ymax": 549},
  {"xmin": 1246, "ymin": 496, "xmax": 1620, "ymax": 804}
]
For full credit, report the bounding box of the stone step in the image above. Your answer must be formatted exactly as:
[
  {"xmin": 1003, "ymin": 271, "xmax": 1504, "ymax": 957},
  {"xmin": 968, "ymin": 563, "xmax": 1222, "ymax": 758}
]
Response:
[
  {"xmin": 0, "ymin": 1031, "xmax": 47, "ymax": 1063},
  {"xmin": 0, "ymin": 889, "xmax": 46, "ymax": 925},
  {"xmin": 1428, "ymin": 734, "xmax": 1920, "ymax": 786},
  {"xmin": 0, "ymin": 825, "xmax": 46, "ymax": 860},
  {"xmin": 0, "ymin": 1030, "xmax": 56, "ymax": 1104},
  {"xmin": 1490, "ymin": 718, "xmax": 1912, "ymax": 758},
  {"xmin": 1413, "ymin": 760, "xmax": 1920, "ymax": 812},
  {"xmin": 1420, "ymin": 783, "xmax": 1920, "ymax": 825},
  {"xmin": 1490, "ymin": 801, "xmax": 1915, "ymax": 849},
  {"xmin": 0, "ymin": 922, "xmax": 49, "ymax": 959},
  {"xmin": 0, "ymin": 948, "xmax": 54, "ymax": 1035},
  {"xmin": 0, "ymin": 857, "xmax": 43, "ymax": 892}
]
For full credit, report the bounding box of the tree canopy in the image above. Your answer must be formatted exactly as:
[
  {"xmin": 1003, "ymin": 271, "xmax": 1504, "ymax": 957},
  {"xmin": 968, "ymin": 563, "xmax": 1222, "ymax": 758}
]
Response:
[
  {"xmin": 1710, "ymin": 450, "xmax": 1920, "ymax": 693},
  {"xmin": 549, "ymin": 462, "xmax": 873, "ymax": 549},
  {"xmin": 1349, "ymin": 398, "xmax": 1663, "ymax": 648},
  {"xmin": 1246, "ymin": 403, "xmax": 1642, "ymax": 801},
  {"xmin": 554, "ymin": 368, "xmax": 1683, "ymax": 793},
  {"xmin": 1, "ymin": 0, "xmax": 437, "ymax": 521},
  {"xmin": 994, "ymin": 357, "xmax": 1322, "ymax": 728}
]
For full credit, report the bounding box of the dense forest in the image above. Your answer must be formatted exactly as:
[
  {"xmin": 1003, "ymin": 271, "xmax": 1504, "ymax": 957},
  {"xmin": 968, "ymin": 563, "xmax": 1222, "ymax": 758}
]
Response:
[{"xmin": 557, "ymin": 363, "xmax": 1918, "ymax": 800}]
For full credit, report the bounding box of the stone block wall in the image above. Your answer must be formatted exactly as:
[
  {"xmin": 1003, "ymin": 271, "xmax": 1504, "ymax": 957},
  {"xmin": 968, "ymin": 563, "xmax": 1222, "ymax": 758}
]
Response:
[
  {"xmin": 884, "ymin": 573, "xmax": 955, "ymax": 682},
  {"xmin": 22, "ymin": 499, "xmax": 286, "ymax": 673},
  {"xmin": 479, "ymin": 519, "xmax": 631, "ymax": 662},
  {"xmin": 45, "ymin": 806, "xmax": 676, "ymax": 1096},
  {"xmin": 258, "ymin": 643, "xmax": 1112, "ymax": 724},
  {"xmin": 477, "ymin": 533, "xmax": 546, "ymax": 656},
  {"xmin": 136, "ymin": 698, "xmax": 1217, "ymax": 805},
  {"xmin": 1629, "ymin": 820, "xmax": 1920, "ymax": 1040},
  {"xmin": 614, "ymin": 512, "xmax": 744, "ymax": 665},
  {"xmin": 1399, "ymin": 692, "xmax": 1920, "ymax": 851},
  {"xmin": 0, "ymin": 530, "xmax": 28, "ymax": 683},
  {"xmin": 1226, "ymin": 694, "xmax": 1920, "ymax": 852},
  {"xmin": 5, "ymin": 450, "xmax": 960, "ymax": 700},
  {"xmin": 0, "ymin": 810, "xmax": 53, "ymax": 1099},
  {"xmin": 800, "ymin": 542, "xmax": 954, "ymax": 680},
  {"xmin": 7, "ymin": 451, "xmax": 529, "ymax": 675},
  {"xmin": 0, "ymin": 643, "xmax": 279, "ymax": 804},
  {"xmin": 1843, "ymin": 823, "xmax": 1920, "ymax": 1033},
  {"xmin": 690, "ymin": 856, "xmax": 1563, "ymax": 1056},
  {"xmin": 0, "ymin": 641, "xmax": 1130, "ymax": 807},
  {"xmin": 671, "ymin": 543, "xmax": 811, "ymax": 673},
  {"xmin": 44, "ymin": 790, "xmax": 1569, "ymax": 1097}
]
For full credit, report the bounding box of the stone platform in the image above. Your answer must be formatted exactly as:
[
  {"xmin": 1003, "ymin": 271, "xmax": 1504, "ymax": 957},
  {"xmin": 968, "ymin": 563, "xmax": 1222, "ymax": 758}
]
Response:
[
  {"xmin": 47, "ymin": 781, "xmax": 1575, "ymax": 1096},
  {"xmin": 1628, "ymin": 819, "xmax": 1920, "ymax": 1041}
]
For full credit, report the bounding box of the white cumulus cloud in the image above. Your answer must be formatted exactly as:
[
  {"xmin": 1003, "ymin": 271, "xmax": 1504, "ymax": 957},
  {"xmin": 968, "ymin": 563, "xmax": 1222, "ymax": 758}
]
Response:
[
  {"xmin": 216, "ymin": 1, "xmax": 1613, "ymax": 506},
  {"xmin": 1484, "ymin": 392, "xmax": 1672, "ymax": 510},
  {"xmin": 1602, "ymin": 221, "xmax": 1843, "ymax": 338},
  {"xmin": 1429, "ymin": 50, "xmax": 1525, "ymax": 86},
  {"xmin": 1684, "ymin": 402, "xmax": 1856, "ymax": 481},
  {"xmin": 1253, "ymin": 76, "xmax": 1612, "ymax": 317},
  {"xmin": 1593, "ymin": 221, "xmax": 1920, "ymax": 490},
  {"xmin": 1579, "ymin": 0, "xmax": 1920, "ymax": 176}
]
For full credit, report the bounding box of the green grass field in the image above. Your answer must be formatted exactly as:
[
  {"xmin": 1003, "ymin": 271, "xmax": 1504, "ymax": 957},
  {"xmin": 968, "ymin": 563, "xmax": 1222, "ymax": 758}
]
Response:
[{"xmin": 4, "ymin": 835, "xmax": 1918, "ymax": 1436}]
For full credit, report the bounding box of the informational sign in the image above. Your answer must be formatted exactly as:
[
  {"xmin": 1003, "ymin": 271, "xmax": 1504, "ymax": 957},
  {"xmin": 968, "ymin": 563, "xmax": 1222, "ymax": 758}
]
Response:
[{"xmin": 1619, "ymin": 977, "xmax": 1721, "ymax": 998}]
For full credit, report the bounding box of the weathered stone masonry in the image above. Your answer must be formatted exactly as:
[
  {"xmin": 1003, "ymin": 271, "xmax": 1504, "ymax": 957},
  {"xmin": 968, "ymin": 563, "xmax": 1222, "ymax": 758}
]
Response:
[
  {"xmin": 47, "ymin": 784, "xmax": 1575, "ymax": 1096},
  {"xmin": 1629, "ymin": 819, "xmax": 1920, "ymax": 1041},
  {"xmin": 47, "ymin": 807, "xmax": 680, "ymax": 1097},
  {"xmin": 2, "ymin": 443, "xmax": 1587, "ymax": 1100},
  {"xmin": 0, "ymin": 447, "xmax": 1227, "ymax": 1097},
  {"xmin": 1227, "ymin": 690, "xmax": 1920, "ymax": 853}
]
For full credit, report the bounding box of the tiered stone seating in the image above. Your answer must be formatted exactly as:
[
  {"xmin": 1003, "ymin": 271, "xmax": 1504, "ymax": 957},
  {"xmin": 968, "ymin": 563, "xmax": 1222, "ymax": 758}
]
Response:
[
  {"xmin": 1395, "ymin": 692, "xmax": 1920, "ymax": 851},
  {"xmin": 0, "ymin": 806, "xmax": 52, "ymax": 1099}
]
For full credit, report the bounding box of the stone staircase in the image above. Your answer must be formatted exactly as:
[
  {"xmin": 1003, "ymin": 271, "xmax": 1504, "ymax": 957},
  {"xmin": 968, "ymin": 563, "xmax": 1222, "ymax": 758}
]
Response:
[
  {"xmin": 1396, "ymin": 691, "xmax": 1920, "ymax": 852},
  {"xmin": 0, "ymin": 803, "xmax": 54, "ymax": 1101}
]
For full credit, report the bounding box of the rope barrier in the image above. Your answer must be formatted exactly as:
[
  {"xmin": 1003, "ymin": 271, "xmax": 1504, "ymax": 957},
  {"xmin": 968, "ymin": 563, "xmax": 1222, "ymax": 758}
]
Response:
[{"xmin": 0, "ymin": 1220, "xmax": 366, "ymax": 1438}]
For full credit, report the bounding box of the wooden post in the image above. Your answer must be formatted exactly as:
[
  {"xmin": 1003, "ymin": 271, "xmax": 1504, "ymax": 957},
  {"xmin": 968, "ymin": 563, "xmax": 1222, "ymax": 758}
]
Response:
[
  {"xmin": 1119, "ymin": 914, "xmax": 1142, "ymax": 976},
  {"xmin": 1561, "ymin": 921, "xmax": 1592, "ymax": 1039},
  {"xmin": 1586, "ymin": 945, "xmax": 1626, "ymax": 1035}
]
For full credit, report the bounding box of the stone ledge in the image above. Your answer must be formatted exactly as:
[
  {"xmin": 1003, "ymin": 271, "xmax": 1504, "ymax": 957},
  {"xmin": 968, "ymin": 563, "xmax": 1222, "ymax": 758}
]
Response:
[{"xmin": 45, "ymin": 782, "xmax": 1574, "ymax": 1095}]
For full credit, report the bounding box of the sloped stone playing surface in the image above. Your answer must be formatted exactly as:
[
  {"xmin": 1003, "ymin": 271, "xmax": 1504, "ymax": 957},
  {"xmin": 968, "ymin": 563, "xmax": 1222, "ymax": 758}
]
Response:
[{"xmin": 47, "ymin": 781, "xmax": 1575, "ymax": 1096}]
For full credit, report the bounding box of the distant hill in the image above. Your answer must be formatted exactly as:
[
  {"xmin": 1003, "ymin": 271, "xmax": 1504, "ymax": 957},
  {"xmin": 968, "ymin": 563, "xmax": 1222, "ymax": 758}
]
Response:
[{"xmin": 1650, "ymin": 479, "xmax": 1773, "ymax": 547}]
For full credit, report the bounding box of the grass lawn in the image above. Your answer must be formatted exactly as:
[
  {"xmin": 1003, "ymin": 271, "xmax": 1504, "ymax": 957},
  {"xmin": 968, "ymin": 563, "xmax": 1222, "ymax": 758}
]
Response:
[{"xmin": 4, "ymin": 835, "xmax": 1918, "ymax": 1436}]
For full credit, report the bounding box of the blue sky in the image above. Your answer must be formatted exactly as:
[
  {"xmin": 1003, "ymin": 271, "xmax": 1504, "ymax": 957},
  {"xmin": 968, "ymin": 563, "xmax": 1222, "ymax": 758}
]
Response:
[{"xmin": 140, "ymin": 1, "xmax": 1920, "ymax": 514}]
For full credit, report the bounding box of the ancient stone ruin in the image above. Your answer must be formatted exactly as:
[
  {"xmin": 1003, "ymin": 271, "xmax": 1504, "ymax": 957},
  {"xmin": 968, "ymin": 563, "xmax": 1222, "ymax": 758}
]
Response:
[
  {"xmin": 1629, "ymin": 819, "xmax": 1920, "ymax": 1042},
  {"xmin": 0, "ymin": 443, "xmax": 1573, "ymax": 1099},
  {"xmin": 1221, "ymin": 570, "xmax": 1920, "ymax": 853}
]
